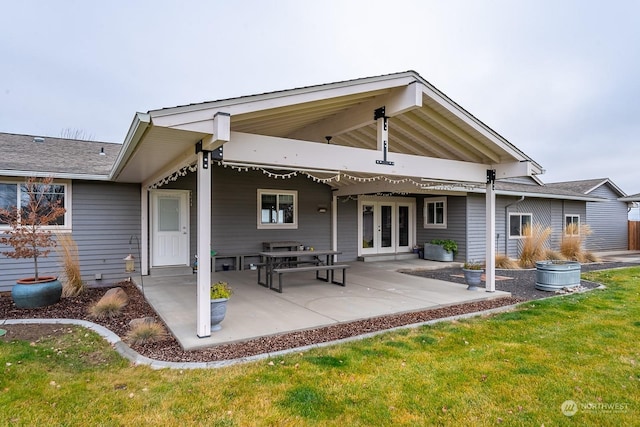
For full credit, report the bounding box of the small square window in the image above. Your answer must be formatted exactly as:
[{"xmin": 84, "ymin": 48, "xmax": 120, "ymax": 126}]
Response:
[
  {"xmin": 424, "ymin": 197, "xmax": 447, "ymax": 229},
  {"xmin": 257, "ymin": 189, "xmax": 297, "ymax": 229},
  {"xmin": 565, "ymin": 215, "xmax": 580, "ymax": 236},
  {"xmin": 509, "ymin": 213, "xmax": 532, "ymax": 238}
]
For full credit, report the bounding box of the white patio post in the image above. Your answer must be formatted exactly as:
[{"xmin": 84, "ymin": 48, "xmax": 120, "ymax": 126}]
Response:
[
  {"xmin": 196, "ymin": 112, "xmax": 230, "ymax": 338},
  {"xmin": 485, "ymin": 170, "xmax": 496, "ymax": 292},
  {"xmin": 196, "ymin": 148, "xmax": 212, "ymax": 337},
  {"xmin": 332, "ymin": 194, "xmax": 338, "ymax": 261}
]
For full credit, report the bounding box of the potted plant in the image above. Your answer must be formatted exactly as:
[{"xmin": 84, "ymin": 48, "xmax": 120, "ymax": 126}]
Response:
[
  {"xmin": 0, "ymin": 177, "xmax": 66, "ymax": 308},
  {"xmin": 424, "ymin": 239, "xmax": 458, "ymax": 262},
  {"xmin": 210, "ymin": 281, "xmax": 232, "ymax": 331},
  {"xmin": 462, "ymin": 260, "xmax": 484, "ymax": 291}
]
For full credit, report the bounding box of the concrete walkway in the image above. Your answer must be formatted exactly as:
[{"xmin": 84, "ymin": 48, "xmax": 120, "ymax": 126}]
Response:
[{"xmin": 143, "ymin": 259, "xmax": 511, "ymax": 350}]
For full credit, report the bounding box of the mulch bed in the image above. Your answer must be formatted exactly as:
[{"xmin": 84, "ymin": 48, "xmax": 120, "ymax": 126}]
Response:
[{"xmin": 1, "ymin": 261, "xmax": 636, "ymax": 362}]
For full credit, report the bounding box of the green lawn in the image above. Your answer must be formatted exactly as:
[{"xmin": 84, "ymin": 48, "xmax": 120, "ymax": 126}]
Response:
[{"xmin": 1, "ymin": 267, "xmax": 639, "ymax": 426}]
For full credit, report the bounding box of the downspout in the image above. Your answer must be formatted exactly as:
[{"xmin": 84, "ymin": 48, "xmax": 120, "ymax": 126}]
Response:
[{"xmin": 504, "ymin": 196, "xmax": 525, "ymax": 255}]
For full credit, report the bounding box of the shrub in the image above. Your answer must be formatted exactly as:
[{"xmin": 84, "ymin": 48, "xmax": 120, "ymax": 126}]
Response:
[
  {"xmin": 543, "ymin": 248, "xmax": 565, "ymax": 261},
  {"xmin": 519, "ymin": 224, "xmax": 552, "ymax": 268},
  {"xmin": 463, "ymin": 260, "xmax": 484, "ymax": 270},
  {"xmin": 126, "ymin": 322, "xmax": 167, "ymax": 345},
  {"xmin": 495, "ymin": 254, "xmax": 520, "ymax": 269},
  {"xmin": 430, "ymin": 239, "xmax": 458, "ymax": 254},
  {"xmin": 56, "ymin": 232, "xmax": 85, "ymax": 297},
  {"xmin": 583, "ymin": 251, "xmax": 601, "ymax": 263},
  {"xmin": 210, "ymin": 281, "xmax": 232, "ymax": 299},
  {"xmin": 560, "ymin": 224, "xmax": 592, "ymax": 262},
  {"xmin": 89, "ymin": 293, "xmax": 127, "ymax": 319}
]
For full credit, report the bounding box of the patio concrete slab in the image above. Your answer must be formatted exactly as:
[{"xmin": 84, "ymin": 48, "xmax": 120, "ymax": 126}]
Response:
[{"xmin": 142, "ymin": 259, "xmax": 510, "ymax": 350}]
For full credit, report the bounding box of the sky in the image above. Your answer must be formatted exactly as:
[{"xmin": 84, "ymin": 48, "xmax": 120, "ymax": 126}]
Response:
[{"xmin": 1, "ymin": 0, "xmax": 639, "ymax": 197}]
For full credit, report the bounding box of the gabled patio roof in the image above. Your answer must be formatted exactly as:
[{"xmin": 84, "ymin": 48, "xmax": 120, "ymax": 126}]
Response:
[
  {"xmin": 112, "ymin": 71, "xmax": 542, "ymax": 187},
  {"xmin": 114, "ymin": 70, "xmax": 543, "ymax": 338}
]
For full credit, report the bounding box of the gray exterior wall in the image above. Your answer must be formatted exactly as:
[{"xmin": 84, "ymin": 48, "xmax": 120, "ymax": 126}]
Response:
[
  {"xmin": 417, "ymin": 195, "xmax": 467, "ymax": 261},
  {"xmin": 585, "ymin": 184, "xmax": 628, "ymax": 250},
  {"xmin": 159, "ymin": 166, "xmax": 335, "ymax": 268},
  {"xmin": 465, "ymin": 195, "xmax": 588, "ymax": 260},
  {"xmin": 0, "ymin": 180, "xmax": 141, "ymax": 291},
  {"xmin": 336, "ymin": 197, "xmax": 359, "ymax": 261}
]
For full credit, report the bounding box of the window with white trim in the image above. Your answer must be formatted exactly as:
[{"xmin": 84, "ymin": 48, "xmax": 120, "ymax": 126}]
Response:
[
  {"xmin": 0, "ymin": 181, "xmax": 70, "ymax": 229},
  {"xmin": 257, "ymin": 189, "xmax": 297, "ymax": 229},
  {"xmin": 424, "ymin": 197, "xmax": 447, "ymax": 228},
  {"xmin": 509, "ymin": 213, "xmax": 532, "ymax": 238},
  {"xmin": 565, "ymin": 215, "xmax": 580, "ymax": 236}
]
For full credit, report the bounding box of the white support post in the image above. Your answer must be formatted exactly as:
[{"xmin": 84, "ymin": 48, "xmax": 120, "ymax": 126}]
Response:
[
  {"xmin": 141, "ymin": 186, "xmax": 149, "ymax": 276},
  {"xmin": 196, "ymin": 150, "xmax": 212, "ymax": 337},
  {"xmin": 332, "ymin": 194, "xmax": 338, "ymax": 262},
  {"xmin": 485, "ymin": 175, "xmax": 496, "ymax": 292}
]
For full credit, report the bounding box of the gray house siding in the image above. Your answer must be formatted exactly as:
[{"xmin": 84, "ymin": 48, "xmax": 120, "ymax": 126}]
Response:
[
  {"xmin": 503, "ymin": 198, "xmax": 586, "ymax": 258},
  {"xmin": 585, "ymin": 185, "xmax": 628, "ymax": 251},
  {"xmin": 72, "ymin": 181, "xmax": 141, "ymax": 283},
  {"xmin": 465, "ymin": 195, "xmax": 588, "ymax": 261},
  {"xmin": 0, "ymin": 181, "xmax": 141, "ymax": 292},
  {"xmin": 336, "ymin": 197, "xmax": 359, "ymax": 261},
  {"xmin": 465, "ymin": 194, "xmax": 486, "ymax": 261},
  {"xmin": 417, "ymin": 195, "xmax": 466, "ymax": 261},
  {"xmin": 158, "ymin": 166, "xmax": 334, "ymax": 269}
]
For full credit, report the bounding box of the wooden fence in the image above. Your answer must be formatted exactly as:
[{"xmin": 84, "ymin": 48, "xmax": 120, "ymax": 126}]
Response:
[{"xmin": 629, "ymin": 221, "xmax": 640, "ymax": 250}]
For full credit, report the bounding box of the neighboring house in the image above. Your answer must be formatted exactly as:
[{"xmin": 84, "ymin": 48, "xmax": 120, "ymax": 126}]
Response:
[{"xmin": 0, "ymin": 70, "xmax": 628, "ymax": 337}]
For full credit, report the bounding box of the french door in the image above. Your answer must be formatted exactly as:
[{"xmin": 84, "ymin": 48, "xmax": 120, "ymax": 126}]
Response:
[{"xmin": 359, "ymin": 197, "xmax": 415, "ymax": 256}]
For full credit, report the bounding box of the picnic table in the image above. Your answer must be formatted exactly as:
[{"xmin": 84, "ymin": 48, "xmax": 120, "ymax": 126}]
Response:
[
  {"xmin": 258, "ymin": 249, "xmax": 348, "ymax": 292},
  {"xmin": 262, "ymin": 241, "xmax": 301, "ymax": 251}
]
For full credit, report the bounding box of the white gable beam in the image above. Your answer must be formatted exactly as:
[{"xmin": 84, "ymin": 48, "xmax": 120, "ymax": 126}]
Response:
[
  {"xmin": 288, "ymin": 83, "xmax": 423, "ymax": 141},
  {"xmin": 150, "ymin": 76, "xmax": 418, "ymax": 131},
  {"xmin": 225, "ymin": 132, "xmax": 489, "ymax": 183},
  {"xmin": 493, "ymin": 161, "xmax": 533, "ymax": 179},
  {"xmin": 200, "ymin": 112, "xmax": 231, "ymax": 151}
]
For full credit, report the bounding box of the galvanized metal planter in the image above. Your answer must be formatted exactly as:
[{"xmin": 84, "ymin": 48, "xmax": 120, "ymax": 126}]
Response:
[
  {"xmin": 535, "ymin": 260, "xmax": 581, "ymax": 291},
  {"xmin": 423, "ymin": 243, "xmax": 454, "ymax": 262}
]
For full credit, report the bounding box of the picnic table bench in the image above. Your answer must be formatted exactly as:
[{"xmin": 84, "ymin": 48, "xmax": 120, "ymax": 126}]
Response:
[
  {"xmin": 272, "ymin": 264, "xmax": 349, "ymax": 293},
  {"xmin": 258, "ymin": 249, "xmax": 344, "ymax": 292}
]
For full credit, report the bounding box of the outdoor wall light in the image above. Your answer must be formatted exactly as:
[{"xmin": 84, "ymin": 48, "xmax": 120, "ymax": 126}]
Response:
[
  {"xmin": 317, "ymin": 206, "xmax": 327, "ymax": 213},
  {"xmin": 124, "ymin": 254, "xmax": 135, "ymax": 273}
]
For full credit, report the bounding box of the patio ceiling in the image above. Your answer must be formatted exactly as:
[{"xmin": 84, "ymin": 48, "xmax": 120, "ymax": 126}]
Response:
[{"xmin": 112, "ymin": 71, "xmax": 542, "ymax": 186}]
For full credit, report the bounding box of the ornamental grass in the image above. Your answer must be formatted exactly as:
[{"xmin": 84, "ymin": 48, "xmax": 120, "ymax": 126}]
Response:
[
  {"xmin": 56, "ymin": 232, "xmax": 85, "ymax": 298},
  {"xmin": 518, "ymin": 224, "xmax": 552, "ymax": 268}
]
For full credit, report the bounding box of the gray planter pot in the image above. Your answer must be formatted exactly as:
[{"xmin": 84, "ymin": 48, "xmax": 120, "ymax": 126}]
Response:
[
  {"xmin": 535, "ymin": 260, "xmax": 581, "ymax": 291},
  {"xmin": 210, "ymin": 298, "xmax": 229, "ymax": 331},
  {"xmin": 423, "ymin": 243, "xmax": 454, "ymax": 262},
  {"xmin": 462, "ymin": 269, "xmax": 484, "ymax": 291}
]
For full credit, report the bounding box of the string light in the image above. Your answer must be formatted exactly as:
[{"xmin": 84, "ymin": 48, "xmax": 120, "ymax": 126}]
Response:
[
  {"xmin": 148, "ymin": 163, "xmax": 198, "ymax": 189},
  {"xmin": 148, "ymin": 160, "xmax": 482, "ymax": 192}
]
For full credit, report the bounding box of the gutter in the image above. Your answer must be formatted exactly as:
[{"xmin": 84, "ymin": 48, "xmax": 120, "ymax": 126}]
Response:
[
  {"xmin": 109, "ymin": 112, "xmax": 151, "ymax": 181},
  {"xmin": 0, "ymin": 170, "xmax": 111, "ymax": 181}
]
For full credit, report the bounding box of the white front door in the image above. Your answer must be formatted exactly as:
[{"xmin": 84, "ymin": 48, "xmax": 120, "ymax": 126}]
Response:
[
  {"xmin": 359, "ymin": 197, "xmax": 415, "ymax": 256},
  {"xmin": 151, "ymin": 190, "xmax": 190, "ymax": 267}
]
